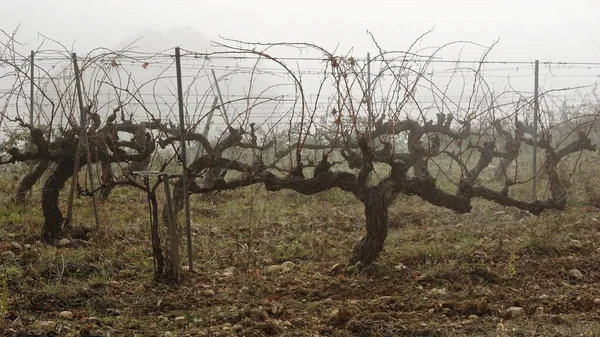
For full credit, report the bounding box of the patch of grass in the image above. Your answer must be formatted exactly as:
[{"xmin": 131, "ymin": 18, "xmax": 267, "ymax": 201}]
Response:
[
  {"xmin": 2, "ymin": 169, "xmax": 600, "ymax": 336},
  {"xmin": 0, "ymin": 267, "xmax": 8, "ymax": 328}
]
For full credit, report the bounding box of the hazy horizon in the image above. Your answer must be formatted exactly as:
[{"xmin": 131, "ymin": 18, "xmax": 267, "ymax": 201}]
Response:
[
  {"xmin": 3, "ymin": 1, "xmax": 599, "ymax": 62},
  {"xmin": 1, "ymin": 1, "xmax": 599, "ymax": 139}
]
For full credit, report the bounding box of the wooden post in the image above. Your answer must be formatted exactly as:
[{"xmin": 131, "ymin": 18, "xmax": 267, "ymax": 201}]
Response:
[
  {"xmin": 203, "ymin": 97, "xmax": 218, "ymax": 137},
  {"xmin": 28, "ymin": 51, "xmax": 35, "ymax": 178},
  {"xmin": 82, "ymin": 125, "xmax": 101, "ymax": 230},
  {"xmin": 175, "ymin": 47, "xmax": 193, "ymax": 272},
  {"xmin": 194, "ymin": 96, "xmax": 219, "ymax": 160},
  {"xmin": 163, "ymin": 175, "xmax": 181, "ymax": 279},
  {"xmin": 29, "ymin": 51, "xmax": 34, "ymax": 126},
  {"xmin": 366, "ymin": 52, "xmax": 373, "ymax": 144},
  {"xmin": 211, "ymin": 69, "xmax": 230, "ymax": 126},
  {"xmin": 366, "ymin": 53, "xmax": 374, "ymax": 184},
  {"xmin": 313, "ymin": 135, "xmax": 318, "ymax": 163},
  {"xmin": 532, "ymin": 60, "xmax": 539, "ymax": 201},
  {"xmin": 71, "ymin": 53, "xmax": 101, "ymax": 229},
  {"xmin": 66, "ymin": 54, "xmax": 85, "ymax": 225}
]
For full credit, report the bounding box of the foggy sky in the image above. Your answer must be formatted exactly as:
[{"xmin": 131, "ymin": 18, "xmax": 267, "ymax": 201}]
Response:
[
  {"xmin": 1, "ymin": 0, "xmax": 599, "ymax": 136},
  {"xmin": 3, "ymin": 0, "xmax": 599, "ymax": 62}
]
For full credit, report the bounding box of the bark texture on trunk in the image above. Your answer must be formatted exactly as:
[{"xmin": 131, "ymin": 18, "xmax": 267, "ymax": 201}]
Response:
[
  {"xmin": 158, "ymin": 178, "xmax": 181, "ymax": 282},
  {"xmin": 100, "ymin": 161, "xmax": 114, "ymax": 201},
  {"xmin": 412, "ymin": 157, "xmax": 429, "ymax": 177},
  {"xmin": 494, "ymin": 158, "xmax": 513, "ymax": 181},
  {"xmin": 41, "ymin": 157, "xmax": 74, "ymax": 243},
  {"xmin": 151, "ymin": 176, "xmax": 188, "ymax": 284},
  {"xmin": 349, "ymin": 188, "xmax": 390, "ymax": 266},
  {"xmin": 203, "ymin": 167, "xmax": 223, "ymax": 188},
  {"xmin": 15, "ymin": 160, "xmax": 50, "ymax": 203},
  {"xmin": 162, "ymin": 177, "xmax": 185, "ymax": 238},
  {"xmin": 148, "ymin": 193, "xmax": 165, "ymax": 281},
  {"xmin": 170, "ymin": 178, "xmax": 186, "ymax": 215}
]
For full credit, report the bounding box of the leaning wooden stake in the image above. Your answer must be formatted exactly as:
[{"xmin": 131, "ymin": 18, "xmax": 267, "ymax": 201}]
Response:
[
  {"xmin": 28, "ymin": 50, "xmax": 35, "ymax": 178},
  {"xmin": 66, "ymin": 53, "xmax": 101, "ymax": 229},
  {"xmin": 175, "ymin": 47, "xmax": 193, "ymax": 272},
  {"xmin": 65, "ymin": 54, "xmax": 85, "ymax": 226},
  {"xmin": 163, "ymin": 175, "xmax": 181, "ymax": 280},
  {"xmin": 532, "ymin": 59, "xmax": 540, "ymax": 201}
]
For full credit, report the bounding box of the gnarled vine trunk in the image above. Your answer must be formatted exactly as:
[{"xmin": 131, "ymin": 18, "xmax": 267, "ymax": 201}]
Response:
[
  {"xmin": 163, "ymin": 172, "xmax": 195, "ymax": 228},
  {"xmin": 169, "ymin": 178, "xmax": 186, "ymax": 215},
  {"xmin": 14, "ymin": 159, "xmax": 50, "ymax": 203},
  {"xmin": 148, "ymin": 193, "xmax": 166, "ymax": 281},
  {"xmin": 349, "ymin": 187, "xmax": 391, "ymax": 266},
  {"xmin": 494, "ymin": 158, "xmax": 513, "ymax": 181},
  {"xmin": 100, "ymin": 156, "xmax": 151, "ymax": 201},
  {"xmin": 162, "ymin": 177, "xmax": 185, "ymax": 237},
  {"xmin": 154, "ymin": 177, "xmax": 187, "ymax": 283},
  {"xmin": 100, "ymin": 161, "xmax": 114, "ymax": 201},
  {"xmin": 41, "ymin": 157, "xmax": 75, "ymax": 243}
]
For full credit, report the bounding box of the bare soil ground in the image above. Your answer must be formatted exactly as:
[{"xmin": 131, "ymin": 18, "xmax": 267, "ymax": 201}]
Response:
[{"xmin": 1, "ymin": 179, "xmax": 600, "ymax": 337}]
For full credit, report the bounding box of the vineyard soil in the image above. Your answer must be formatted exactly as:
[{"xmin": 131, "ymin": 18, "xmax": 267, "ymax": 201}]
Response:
[{"xmin": 1, "ymin": 178, "xmax": 600, "ymax": 337}]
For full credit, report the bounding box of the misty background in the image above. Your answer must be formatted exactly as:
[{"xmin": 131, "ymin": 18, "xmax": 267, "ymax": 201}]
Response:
[
  {"xmin": 1, "ymin": 0, "xmax": 599, "ymax": 142},
  {"xmin": 4, "ymin": 1, "xmax": 599, "ymax": 61}
]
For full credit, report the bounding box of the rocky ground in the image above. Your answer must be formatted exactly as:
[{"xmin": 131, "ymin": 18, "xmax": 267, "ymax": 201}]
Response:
[{"xmin": 1, "ymin": 181, "xmax": 600, "ymax": 336}]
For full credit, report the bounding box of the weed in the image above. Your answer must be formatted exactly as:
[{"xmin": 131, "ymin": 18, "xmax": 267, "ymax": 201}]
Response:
[
  {"xmin": 507, "ymin": 252, "xmax": 517, "ymax": 276},
  {"xmin": 0, "ymin": 173, "xmax": 599, "ymax": 335},
  {"xmin": 0, "ymin": 267, "xmax": 7, "ymax": 328}
]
